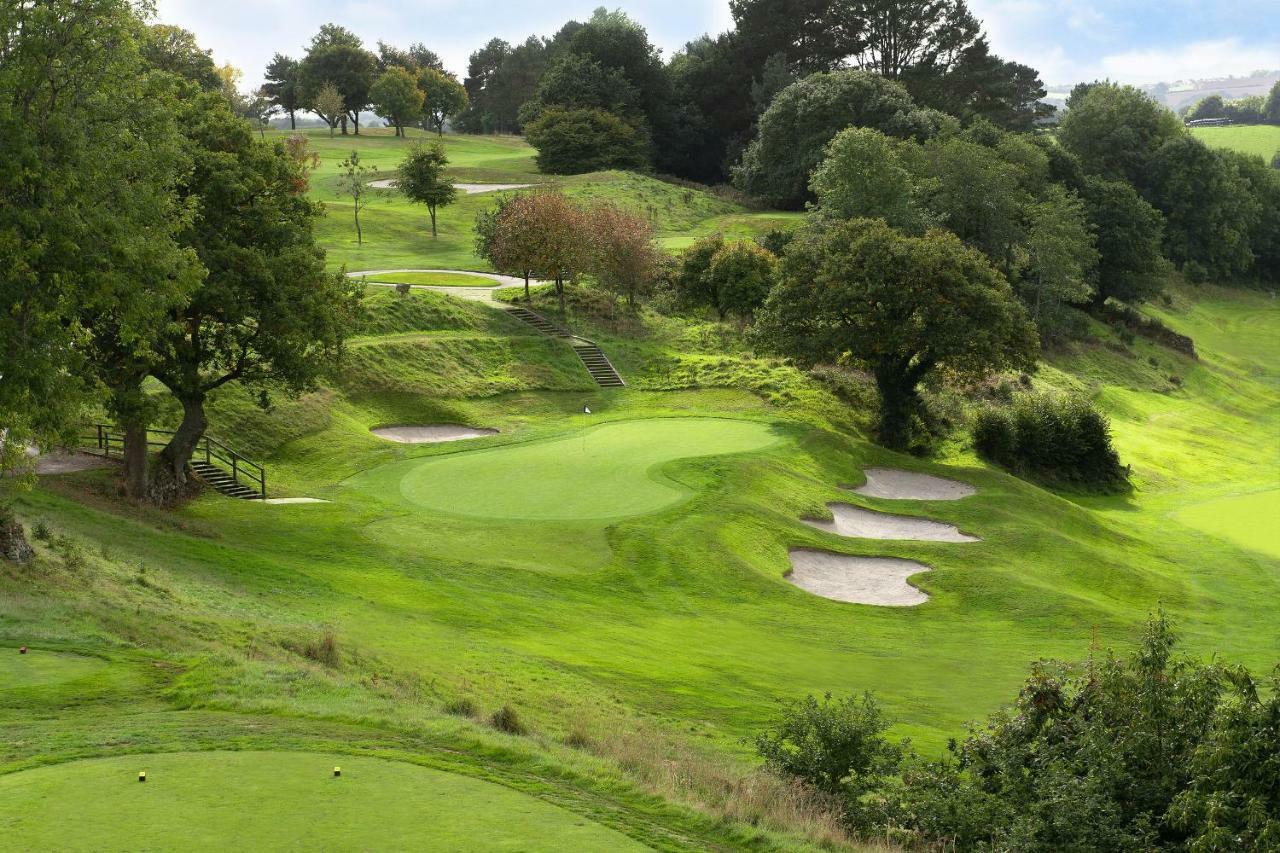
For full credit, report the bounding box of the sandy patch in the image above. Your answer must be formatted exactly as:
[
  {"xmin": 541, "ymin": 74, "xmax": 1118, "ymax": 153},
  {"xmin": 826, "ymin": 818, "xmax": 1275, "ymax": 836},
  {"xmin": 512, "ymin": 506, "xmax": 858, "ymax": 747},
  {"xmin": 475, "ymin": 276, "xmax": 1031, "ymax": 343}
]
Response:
[
  {"xmin": 853, "ymin": 467, "xmax": 976, "ymax": 500},
  {"xmin": 787, "ymin": 549, "xmax": 930, "ymax": 606},
  {"xmin": 368, "ymin": 179, "xmax": 534, "ymax": 194},
  {"xmin": 259, "ymin": 497, "xmax": 330, "ymax": 505},
  {"xmin": 371, "ymin": 425, "xmax": 498, "ymax": 444},
  {"xmin": 803, "ymin": 503, "xmax": 979, "ymax": 542}
]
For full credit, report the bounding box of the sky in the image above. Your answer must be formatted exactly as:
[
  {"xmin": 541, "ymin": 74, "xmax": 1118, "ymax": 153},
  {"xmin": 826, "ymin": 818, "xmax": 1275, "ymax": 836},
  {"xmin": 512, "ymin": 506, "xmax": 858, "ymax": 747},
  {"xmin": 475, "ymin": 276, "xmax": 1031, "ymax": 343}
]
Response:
[{"xmin": 153, "ymin": 0, "xmax": 1279, "ymax": 91}]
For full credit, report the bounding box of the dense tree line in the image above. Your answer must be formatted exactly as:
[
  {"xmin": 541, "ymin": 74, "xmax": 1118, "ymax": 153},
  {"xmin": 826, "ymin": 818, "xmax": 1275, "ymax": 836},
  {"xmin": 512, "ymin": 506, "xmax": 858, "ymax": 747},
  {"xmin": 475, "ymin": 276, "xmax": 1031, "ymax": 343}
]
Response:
[
  {"xmin": 1185, "ymin": 81, "xmax": 1280, "ymax": 125},
  {"xmin": 452, "ymin": 1, "xmax": 1050, "ymax": 179},
  {"xmin": 1, "ymin": 1, "xmax": 357, "ymax": 532},
  {"xmin": 754, "ymin": 614, "xmax": 1280, "ymax": 850},
  {"xmin": 261, "ymin": 27, "xmax": 466, "ymax": 137}
]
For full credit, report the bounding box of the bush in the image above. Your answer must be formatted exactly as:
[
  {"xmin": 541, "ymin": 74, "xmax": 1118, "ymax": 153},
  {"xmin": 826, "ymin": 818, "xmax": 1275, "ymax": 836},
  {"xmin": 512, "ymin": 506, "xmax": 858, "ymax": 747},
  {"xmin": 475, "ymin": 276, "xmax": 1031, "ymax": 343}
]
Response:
[
  {"xmin": 973, "ymin": 394, "xmax": 1128, "ymax": 491},
  {"xmin": 489, "ymin": 704, "xmax": 528, "ymax": 735},
  {"xmin": 302, "ymin": 628, "xmax": 340, "ymax": 668},
  {"xmin": 754, "ymin": 692, "xmax": 903, "ymax": 830},
  {"xmin": 443, "ymin": 697, "xmax": 478, "ymax": 717},
  {"xmin": 524, "ymin": 107, "xmax": 651, "ymax": 175}
]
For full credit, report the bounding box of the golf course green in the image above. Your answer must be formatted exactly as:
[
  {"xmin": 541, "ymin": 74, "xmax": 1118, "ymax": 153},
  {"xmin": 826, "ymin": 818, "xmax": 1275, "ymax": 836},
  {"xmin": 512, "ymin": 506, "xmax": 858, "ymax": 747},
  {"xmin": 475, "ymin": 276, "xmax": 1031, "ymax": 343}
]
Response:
[
  {"xmin": 354, "ymin": 417, "xmax": 781, "ymax": 520},
  {"xmin": 0, "ymin": 752, "xmax": 643, "ymax": 851},
  {"xmin": 0, "ymin": 649, "xmax": 107, "ymax": 691}
]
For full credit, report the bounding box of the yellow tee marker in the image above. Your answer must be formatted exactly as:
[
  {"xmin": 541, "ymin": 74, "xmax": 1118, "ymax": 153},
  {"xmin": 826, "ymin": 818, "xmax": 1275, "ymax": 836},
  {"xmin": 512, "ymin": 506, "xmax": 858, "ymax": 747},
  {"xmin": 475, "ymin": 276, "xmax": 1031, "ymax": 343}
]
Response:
[
  {"xmin": 138, "ymin": 771, "xmax": 146, "ymax": 783},
  {"xmin": 333, "ymin": 766, "xmax": 341, "ymax": 778}
]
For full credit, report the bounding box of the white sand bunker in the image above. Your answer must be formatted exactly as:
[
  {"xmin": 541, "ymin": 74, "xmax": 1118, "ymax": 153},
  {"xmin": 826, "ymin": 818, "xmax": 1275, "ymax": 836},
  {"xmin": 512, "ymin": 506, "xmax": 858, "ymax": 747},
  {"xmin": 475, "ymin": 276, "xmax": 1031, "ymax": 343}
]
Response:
[
  {"xmin": 371, "ymin": 425, "xmax": 498, "ymax": 444},
  {"xmin": 853, "ymin": 467, "xmax": 976, "ymax": 500},
  {"xmin": 368, "ymin": 179, "xmax": 533, "ymax": 194},
  {"xmin": 804, "ymin": 504, "xmax": 978, "ymax": 542},
  {"xmin": 787, "ymin": 549, "xmax": 931, "ymax": 606}
]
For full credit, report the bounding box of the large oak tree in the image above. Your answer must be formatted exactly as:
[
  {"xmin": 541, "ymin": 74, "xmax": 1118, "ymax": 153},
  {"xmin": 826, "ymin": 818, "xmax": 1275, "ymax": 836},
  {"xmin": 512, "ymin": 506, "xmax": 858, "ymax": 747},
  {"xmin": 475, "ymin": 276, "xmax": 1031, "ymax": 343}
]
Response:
[{"xmin": 755, "ymin": 219, "xmax": 1037, "ymax": 448}]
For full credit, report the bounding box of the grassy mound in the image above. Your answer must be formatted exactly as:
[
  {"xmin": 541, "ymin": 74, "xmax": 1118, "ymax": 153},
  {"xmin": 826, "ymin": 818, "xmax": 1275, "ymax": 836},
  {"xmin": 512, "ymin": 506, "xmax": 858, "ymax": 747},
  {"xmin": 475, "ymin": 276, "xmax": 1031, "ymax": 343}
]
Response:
[
  {"xmin": 351, "ymin": 417, "xmax": 780, "ymax": 520},
  {"xmin": 0, "ymin": 751, "xmax": 643, "ymax": 851},
  {"xmin": 1174, "ymin": 489, "xmax": 1280, "ymax": 560}
]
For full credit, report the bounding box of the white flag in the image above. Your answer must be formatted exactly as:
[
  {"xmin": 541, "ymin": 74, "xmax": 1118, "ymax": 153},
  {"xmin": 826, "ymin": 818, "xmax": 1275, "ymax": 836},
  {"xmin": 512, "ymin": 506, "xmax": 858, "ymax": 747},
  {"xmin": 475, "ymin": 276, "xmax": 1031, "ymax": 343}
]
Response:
[{"xmin": 584, "ymin": 406, "xmax": 592, "ymax": 414}]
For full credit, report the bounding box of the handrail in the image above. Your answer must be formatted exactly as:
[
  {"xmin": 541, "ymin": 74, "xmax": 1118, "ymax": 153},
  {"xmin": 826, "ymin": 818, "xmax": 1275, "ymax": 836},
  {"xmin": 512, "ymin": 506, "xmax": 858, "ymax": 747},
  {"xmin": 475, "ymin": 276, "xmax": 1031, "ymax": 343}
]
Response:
[{"xmin": 80, "ymin": 424, "xmax": 266, "ymax": 498}]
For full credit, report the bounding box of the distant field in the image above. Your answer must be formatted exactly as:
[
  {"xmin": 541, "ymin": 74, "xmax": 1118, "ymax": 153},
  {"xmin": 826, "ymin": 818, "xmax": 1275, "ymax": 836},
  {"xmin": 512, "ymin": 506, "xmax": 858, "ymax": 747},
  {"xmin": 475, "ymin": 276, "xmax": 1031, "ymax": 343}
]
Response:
[{"xmin": 1189, "ymin": 124, "xmax": 1280, "ymax": 161}]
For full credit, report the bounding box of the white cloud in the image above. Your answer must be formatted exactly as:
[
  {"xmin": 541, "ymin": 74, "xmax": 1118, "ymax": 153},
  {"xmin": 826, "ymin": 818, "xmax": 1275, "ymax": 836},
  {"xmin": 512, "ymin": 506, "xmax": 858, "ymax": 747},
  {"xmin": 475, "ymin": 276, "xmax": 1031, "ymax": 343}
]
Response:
[{"xmin": 1098, "ymin": 38, "xmax": 1280, "ymax": 84}]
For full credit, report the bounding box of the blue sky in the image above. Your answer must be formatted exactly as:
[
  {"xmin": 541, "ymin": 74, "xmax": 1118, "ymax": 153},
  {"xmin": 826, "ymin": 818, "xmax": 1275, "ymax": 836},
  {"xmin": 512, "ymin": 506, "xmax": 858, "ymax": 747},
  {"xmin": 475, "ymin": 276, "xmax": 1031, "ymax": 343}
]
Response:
[{"xmin": 153, "ymin": 0, "xmax": 1279, "ymax": 90}]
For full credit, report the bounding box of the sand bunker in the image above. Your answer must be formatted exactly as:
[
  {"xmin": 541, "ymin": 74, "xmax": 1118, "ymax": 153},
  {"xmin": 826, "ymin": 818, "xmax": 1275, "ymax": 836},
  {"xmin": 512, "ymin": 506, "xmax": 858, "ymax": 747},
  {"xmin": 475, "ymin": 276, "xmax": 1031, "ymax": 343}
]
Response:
[
  {"xmin": 370, "ymin": 425, "xmax": 498, "ymax": 444},
  {"xmin": 368, "ymin": 179, "xmax": 533, "ymax": 194},
  {"xmin": 803, "ymin": 503, "xmax": 978, "ymax": 542},
  {"xmin": 787, "ymin": 549, "xmax": 930, "ymax": 606},
  {"xmin": 853, "ymin": 467, "xmax": 976, "ymax": 500}
]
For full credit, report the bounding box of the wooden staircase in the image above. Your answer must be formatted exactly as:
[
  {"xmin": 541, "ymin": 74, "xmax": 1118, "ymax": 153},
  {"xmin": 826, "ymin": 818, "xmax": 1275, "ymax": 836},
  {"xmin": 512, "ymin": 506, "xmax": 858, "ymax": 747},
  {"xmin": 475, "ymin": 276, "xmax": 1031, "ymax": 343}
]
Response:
[
  {"xmin": 503, "ymin": 305, "xmax": 625, "ymax": 389},
  {"xmin": 190, "ymin": 460, "xmax": 265, "ymax": 500},
  {"xmin": 571, "ymin": 340, "xmax": 625, "ymax": 388}
]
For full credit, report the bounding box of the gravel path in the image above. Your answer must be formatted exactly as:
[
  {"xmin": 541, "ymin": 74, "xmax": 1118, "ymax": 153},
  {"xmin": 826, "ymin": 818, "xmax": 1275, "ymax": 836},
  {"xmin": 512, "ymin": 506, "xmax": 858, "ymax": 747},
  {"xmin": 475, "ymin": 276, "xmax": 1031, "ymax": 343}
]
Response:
[{"xmin": 347, "ymin": 269, "xmax": 529, "ymax": 304}]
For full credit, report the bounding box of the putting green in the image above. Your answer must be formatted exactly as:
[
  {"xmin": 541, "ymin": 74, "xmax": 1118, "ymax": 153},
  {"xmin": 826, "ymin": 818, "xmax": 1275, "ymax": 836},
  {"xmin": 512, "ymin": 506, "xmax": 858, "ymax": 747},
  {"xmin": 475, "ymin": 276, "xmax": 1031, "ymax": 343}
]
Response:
[
  {"xmin": 363, "ymin": 271, "xmax": 496, "ymax": 287},
  {"xmin": 371, "ymin": 417, "xmax": 780, "ymax": 521},
  {"xmin": 0, "ymin": 751, "xmax": 645, "ymax": 851},
  {"xmin": 1175, "ymin": 489, "xmax": 1280, "ymax": 559},
  {"xmin": 0, "ymin": 649, "xmax": 107, "ymax": 691}
]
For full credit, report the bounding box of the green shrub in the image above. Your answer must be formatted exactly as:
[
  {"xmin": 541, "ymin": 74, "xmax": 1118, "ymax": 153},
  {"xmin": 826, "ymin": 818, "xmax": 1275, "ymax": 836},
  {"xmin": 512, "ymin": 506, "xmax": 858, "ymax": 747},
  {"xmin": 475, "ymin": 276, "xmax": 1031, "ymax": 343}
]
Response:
[
  {"xmin": 302, "ymin": 629, "xmax": 340, "ymax": 668},
  {"xmin": 489, "ymin": 704, "xmax": 528, "ymax": 735},
  {"xmin": 525, "ymin": 108, "xmax": 651, "ymax": 175},
  {"xmin": 32, "ymin": 518, "xmax": 52, "ymax": 542},
  {"xmin": 443, "ymin": 697, "xmax": 478, "ymax": 717},
  {"xmin": 973, "ymin": 393, "xmax": 1128, "ymax": 491},
  {"xmin": 754, "ymin": 692, "xmax": 903, "ymax": 830}
]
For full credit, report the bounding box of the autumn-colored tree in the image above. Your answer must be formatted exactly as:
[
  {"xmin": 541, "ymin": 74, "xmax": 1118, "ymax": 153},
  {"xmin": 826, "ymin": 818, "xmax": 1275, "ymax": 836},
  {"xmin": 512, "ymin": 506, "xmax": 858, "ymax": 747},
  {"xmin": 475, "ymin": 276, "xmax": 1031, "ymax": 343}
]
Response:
[
  {"xmin": 481, "ymin": 194, "xmax": 540, "ymax": 299},
  {"xmin": 523, "ymin": 191, "xmax": 589, "ymax": 313},
  {"xmin": 586, "ymin": 202, "xmax": 661, "ymax": 309}
]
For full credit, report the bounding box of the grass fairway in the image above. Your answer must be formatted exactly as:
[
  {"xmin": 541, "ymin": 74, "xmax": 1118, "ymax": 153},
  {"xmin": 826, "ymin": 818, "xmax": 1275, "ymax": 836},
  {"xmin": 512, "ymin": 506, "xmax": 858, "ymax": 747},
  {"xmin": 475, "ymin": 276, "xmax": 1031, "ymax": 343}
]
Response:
[
  {"xmin": 283, "ymin": 128, "xmax": 802, "ymax": 272},
  {"xmin": 1175, "ymin": 490, "xmax": 1280, "ymax": 560},
  {"xmin": 1189, "ymin": 124, "xmax": 1280, "ymax": 161},
  {"xmin": 361, "ymin": 271, "xmax": 500, "ymax": 287},
  {"xmin": 0, "ymin": 752, "xmax": 643, "ymax": 851},
  {"xmin": 356, "ymin": 417, "xmax": 781, "ymax": 520}
]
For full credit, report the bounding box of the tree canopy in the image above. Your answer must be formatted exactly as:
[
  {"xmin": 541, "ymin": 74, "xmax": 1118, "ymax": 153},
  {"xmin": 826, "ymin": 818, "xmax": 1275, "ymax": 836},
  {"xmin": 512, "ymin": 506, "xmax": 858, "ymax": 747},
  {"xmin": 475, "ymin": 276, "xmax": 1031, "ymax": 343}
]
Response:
[{"xmin": 755, "ymin": 219, "xmax": 1037, "ymax": 448}]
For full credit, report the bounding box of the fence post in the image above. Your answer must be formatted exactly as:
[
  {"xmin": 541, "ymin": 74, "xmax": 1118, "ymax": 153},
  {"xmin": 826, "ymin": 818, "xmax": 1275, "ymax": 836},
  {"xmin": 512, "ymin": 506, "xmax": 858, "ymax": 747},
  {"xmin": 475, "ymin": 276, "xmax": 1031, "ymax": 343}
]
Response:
[
  {"xmin": 261, "ymin": 469, "xmax": 266, "ymax": 500},
  {"xmin": 204, "ymin": 439, "xmax": 210, "ymax": 465},
  {"xmin": 232, "ymin": 456, "xmax": 238, "ymax": 485}
]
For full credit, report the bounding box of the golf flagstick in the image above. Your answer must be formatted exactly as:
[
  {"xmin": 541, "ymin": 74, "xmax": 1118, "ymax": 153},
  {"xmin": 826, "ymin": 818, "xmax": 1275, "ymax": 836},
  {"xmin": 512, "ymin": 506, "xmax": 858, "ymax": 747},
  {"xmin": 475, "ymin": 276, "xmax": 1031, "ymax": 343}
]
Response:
[{"xmin": 582, "ymin": 405, "xmax": 591, "ymax": 454}]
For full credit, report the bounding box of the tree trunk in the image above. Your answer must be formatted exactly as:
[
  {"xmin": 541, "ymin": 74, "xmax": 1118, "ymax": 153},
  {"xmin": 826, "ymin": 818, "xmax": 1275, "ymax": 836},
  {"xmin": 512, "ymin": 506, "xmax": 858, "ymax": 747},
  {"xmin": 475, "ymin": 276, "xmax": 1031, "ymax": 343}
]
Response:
[
  {"xmin": 353, "ymin": 111, "xmax": 360, "ymax": 135},
  {"xmin": 340, "ymin": 115, "xmax": 348, "ymax": 135},
  {"xmin": 524, "ymin": 272, "xmax": 530, "ymax": 301},
  {"xmin": 148, "ymin": 395, "xmax": 207, "ymax": 507},
  {"xmin": 429, "ymin": 205, "xmax": 437, "ymax": 238},
  {"xmin": 354, "ymin": 206, "xmax": 362, "ymax": 245},
  {"xmin": 122, "ymin": 417, "xmax": 149, "ymax": 499},
  {"xmin": 556, "ymin": 275, "xmax": 566, "ymax": 314},
  {"xmin": 289, "ymin": 110, "xmax": 296, "ymax": 130},
  {"xmin": 0, "ymin": 511, "xmax": 33, "ymax": 563},
  {"xmin": 873, "ymin": 361, "xmax": 925, "ymax": 451}
]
